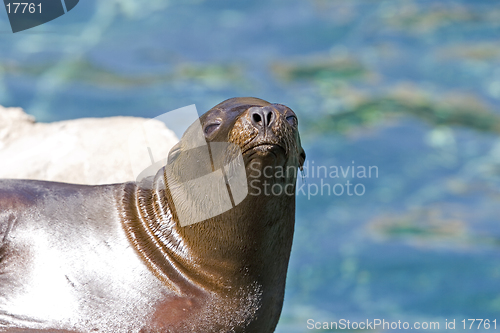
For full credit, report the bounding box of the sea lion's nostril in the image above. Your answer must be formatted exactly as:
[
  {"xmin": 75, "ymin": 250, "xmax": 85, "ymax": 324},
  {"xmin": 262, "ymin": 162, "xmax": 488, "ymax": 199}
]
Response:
[
  {"xmin": 252, "ymin": 113, "xmax": 262, "ymax": 125},
  {"xmin": 250, "ymin": 107, "xmax": 275, "ymax": 129},
  {"xmin": 266, "ymin": 111, "xmax": 273, "ymax": 125}
]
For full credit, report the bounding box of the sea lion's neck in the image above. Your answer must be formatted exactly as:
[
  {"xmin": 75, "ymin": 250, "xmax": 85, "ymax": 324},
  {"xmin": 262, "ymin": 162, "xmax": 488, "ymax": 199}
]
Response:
[
  {"xmin": 120, "ymin": 170, "xmax": 295, "ymax": 296},
  {"xmin": 120, "ymin": 175, "xmax": 196, "ymax": 295},
  {"xmin": 120, "ymin": 169, "xmax": 295, "ymax": 331}
]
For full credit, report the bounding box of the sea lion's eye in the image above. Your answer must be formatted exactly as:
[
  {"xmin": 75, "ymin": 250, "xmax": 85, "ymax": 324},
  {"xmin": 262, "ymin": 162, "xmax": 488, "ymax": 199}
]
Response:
[
  {"xmin": 204, "ymin": 123, "xmax": 221, "ymax": 136},
  {"xmin": 286, "ymin": 115, "xmax": 298, "ymax": 127}
]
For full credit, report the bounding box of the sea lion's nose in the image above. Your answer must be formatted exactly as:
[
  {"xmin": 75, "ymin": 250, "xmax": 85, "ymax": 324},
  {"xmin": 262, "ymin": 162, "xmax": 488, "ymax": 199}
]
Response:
[{"xmin": 249, "ymin": 107, "xmax": 276, "ymax": 130}]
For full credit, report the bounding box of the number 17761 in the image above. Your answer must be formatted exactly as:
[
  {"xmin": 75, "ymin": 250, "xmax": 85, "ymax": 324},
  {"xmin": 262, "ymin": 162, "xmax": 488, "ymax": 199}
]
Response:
[
  {"xmin": 6, "ymin": 3, "xmax": 41, "ymax": 14},
  {"xmin": 462, "ymin": 319, "xmax": 497, "ymax": 329}
]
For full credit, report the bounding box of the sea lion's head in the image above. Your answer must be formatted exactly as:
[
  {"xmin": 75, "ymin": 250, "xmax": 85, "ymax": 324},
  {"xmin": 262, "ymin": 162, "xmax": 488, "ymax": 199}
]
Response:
[
  {"xmin": 167, "ymin": 97, "xmax": 305, "ymax": 201},
  {"xmin": 205, "ymin": 97, "xmax": 305, "ymax": 174}
]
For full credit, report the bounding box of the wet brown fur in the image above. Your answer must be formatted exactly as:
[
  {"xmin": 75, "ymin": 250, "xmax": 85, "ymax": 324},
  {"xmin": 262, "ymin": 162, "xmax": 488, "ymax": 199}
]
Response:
[{"xmin": 119, "ymin": 97, "xmax": 305, "ymax": 332}]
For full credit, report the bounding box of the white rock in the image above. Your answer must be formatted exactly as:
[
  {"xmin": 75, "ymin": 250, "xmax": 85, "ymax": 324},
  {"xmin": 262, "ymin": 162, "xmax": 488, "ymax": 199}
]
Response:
[{"xmin": 0, "ymin": 105, "xmax": 178, "ymax": 185}]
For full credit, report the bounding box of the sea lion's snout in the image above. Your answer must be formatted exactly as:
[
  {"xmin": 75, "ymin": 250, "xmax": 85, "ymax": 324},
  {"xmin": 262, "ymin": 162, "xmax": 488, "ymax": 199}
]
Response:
[
  {"xmin": 244, "ymin": 104, "xmax": 295, "ymax": 144},
  {"xmin": 248, "ymin": 106, "xmax": 277, "ymax": 132},
  {"xmin": 239, "ymin": 103, "xmax": 301, "ymax": 164}
]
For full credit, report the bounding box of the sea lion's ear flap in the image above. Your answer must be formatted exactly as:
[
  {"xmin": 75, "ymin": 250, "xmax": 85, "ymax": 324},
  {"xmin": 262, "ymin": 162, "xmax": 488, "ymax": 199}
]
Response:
[
  {"xmin": 299, "ymin": 148, "xmax": 306, "ymax": 171},
  {"xmin": 167, "ymin": 142, "xmax": 182, "ymax": 165}
]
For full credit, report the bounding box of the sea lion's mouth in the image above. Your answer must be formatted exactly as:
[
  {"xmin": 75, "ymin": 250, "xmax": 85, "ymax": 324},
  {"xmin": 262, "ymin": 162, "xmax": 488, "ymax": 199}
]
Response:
[
  {"xmin": 242, "ymin": 143, "xmax": 286, "ymax": 157},
  {"xmin": 242, "ymin": 143, "xmax": 288, "ymax": 169}
]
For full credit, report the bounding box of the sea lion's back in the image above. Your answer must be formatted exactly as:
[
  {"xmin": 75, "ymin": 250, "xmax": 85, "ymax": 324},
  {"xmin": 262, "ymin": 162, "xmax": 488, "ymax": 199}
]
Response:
[{"xmin": 0, "ymin": 179, "xmax": 167, "ymax": 332}]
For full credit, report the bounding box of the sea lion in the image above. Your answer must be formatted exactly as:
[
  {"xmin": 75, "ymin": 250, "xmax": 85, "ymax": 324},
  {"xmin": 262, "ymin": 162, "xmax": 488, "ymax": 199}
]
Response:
[{"xmin": 0, "ymin": 97, "xmax": 306, "ymax": 333}]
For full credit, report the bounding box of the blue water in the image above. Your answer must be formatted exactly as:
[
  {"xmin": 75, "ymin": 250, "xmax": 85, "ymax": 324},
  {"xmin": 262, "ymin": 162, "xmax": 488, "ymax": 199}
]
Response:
[{"xmin": 1, "ymin": 0, "xmax": 500, "ymax": 331}]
